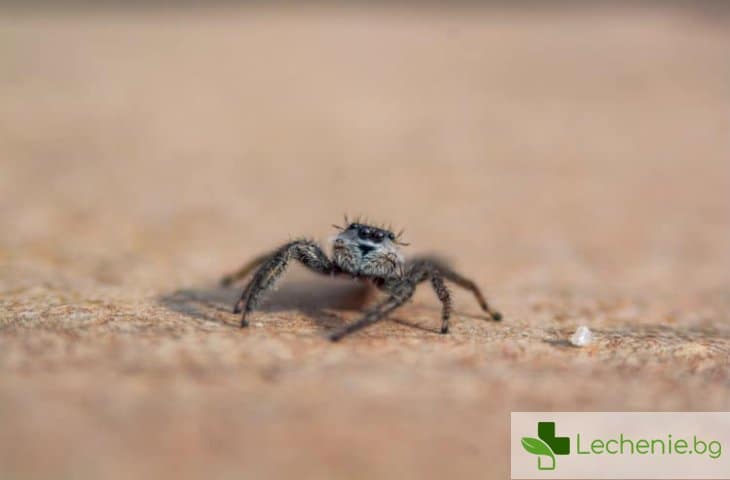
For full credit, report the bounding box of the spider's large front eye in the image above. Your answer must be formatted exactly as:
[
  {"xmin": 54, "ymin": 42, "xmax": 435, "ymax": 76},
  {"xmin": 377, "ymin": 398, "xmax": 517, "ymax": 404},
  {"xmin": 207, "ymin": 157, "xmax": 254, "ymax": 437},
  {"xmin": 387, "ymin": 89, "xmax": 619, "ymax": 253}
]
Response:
[
  {"xmin": 358, "ymin": 227, "xmax": 371, "ymax": 239},
  {"xmin": 372, "ymin": 231, "xmax": 385, "ymax": 243}
]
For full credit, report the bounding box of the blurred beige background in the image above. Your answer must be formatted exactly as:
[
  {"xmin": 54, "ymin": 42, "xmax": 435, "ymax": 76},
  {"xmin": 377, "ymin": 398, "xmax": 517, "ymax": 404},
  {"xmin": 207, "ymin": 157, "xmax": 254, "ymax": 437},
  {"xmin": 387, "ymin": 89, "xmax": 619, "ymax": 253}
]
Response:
[{"xmin": 1, "ymin": 3, "xmax": 729, "ymax": 479}]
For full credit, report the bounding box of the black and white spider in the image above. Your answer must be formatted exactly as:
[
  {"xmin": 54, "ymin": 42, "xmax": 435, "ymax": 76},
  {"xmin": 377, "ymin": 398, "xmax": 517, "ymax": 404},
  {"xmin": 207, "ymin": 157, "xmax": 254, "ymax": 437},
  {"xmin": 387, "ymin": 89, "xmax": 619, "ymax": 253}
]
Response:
[{"xmin": 221, "ymin": 220, "xmax": 501, "ymax": 341}]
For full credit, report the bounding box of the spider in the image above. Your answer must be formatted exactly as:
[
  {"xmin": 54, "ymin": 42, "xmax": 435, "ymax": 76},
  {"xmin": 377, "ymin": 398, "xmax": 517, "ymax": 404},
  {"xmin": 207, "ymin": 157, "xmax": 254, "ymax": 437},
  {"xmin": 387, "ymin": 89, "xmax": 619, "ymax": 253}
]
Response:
[{"xmin": 221, "ymin": 219, "xmax": 502, "ymax": 341}]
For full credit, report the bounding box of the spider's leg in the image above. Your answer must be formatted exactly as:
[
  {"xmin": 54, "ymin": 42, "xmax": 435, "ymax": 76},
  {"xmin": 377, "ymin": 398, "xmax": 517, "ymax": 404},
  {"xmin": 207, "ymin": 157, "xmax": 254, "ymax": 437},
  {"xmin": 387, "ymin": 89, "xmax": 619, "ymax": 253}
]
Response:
[
  {"xmin": 328, "ymin": 287, "xmax": 414, "ymax": 341},
  {"xmin": 407, "ymin": 261, "xmax": 453, "ymax": 333},
  {"xmin": 408, "ymin": 256, "xmax": 502, "ymax": 321},
  {"xmin": 431, "ymin": 273, "xmax": 452, "ymax": 333},
  {"xmin": 235, "ymin": 239, "xmax": 334, "ymax": 327},
  {"xmin": 221, "ymin": 252, "xmax": 272, "ymax": 286}
]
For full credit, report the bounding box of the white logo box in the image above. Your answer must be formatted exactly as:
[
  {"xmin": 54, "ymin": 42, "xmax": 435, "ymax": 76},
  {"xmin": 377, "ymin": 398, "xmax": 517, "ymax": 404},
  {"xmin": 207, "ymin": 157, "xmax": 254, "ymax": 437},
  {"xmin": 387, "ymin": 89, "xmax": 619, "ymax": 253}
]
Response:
[{"xmin": 511, "ymin": 412, "xmax": 730, "ymax": 479}]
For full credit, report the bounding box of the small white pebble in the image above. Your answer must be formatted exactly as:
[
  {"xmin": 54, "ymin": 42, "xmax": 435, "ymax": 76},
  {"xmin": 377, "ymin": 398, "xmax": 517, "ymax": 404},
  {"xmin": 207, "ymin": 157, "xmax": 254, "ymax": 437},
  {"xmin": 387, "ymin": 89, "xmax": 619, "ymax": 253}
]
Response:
[
  {"xmin": 254, "ymin": 322, "xmax": 264, "ymax": 328},
  {"xmin": 570, "ymin": 325, "xmax": 593, "ymax": 347}
]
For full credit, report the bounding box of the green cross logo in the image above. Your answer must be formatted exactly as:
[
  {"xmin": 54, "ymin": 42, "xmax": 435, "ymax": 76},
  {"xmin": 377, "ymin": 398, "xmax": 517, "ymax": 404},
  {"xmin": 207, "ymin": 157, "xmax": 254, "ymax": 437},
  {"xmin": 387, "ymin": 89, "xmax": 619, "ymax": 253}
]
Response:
[{"xmin": 521, "ymin": 422, "xmax": 570, "ymax": 470}]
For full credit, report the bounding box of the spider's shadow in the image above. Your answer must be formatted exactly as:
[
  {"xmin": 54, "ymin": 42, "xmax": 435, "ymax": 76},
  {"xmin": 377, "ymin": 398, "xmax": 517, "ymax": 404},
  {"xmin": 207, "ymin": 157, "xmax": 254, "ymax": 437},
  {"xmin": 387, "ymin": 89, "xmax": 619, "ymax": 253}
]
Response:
[
  {"xmin": 157, "ymin": 275, "xmax": 453, "ymax": 335},
  {"xmin": 157, "ymin": 276, "xmax": 376, "ymax": 330}
]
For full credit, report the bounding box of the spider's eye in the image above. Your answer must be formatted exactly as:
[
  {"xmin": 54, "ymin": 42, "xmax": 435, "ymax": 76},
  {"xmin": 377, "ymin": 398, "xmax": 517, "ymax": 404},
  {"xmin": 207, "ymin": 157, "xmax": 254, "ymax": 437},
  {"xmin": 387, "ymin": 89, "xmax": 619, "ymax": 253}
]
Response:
[
  {"xmin": 373, "ymin": 231, "xmax": 385, "ymax": 243},
  {"xmin": 358, "ymin": 227, "xmax": 371, "ymax": 239},
  {"xmin": 387, "ymin": 232, "xmax": 396, "ymax": 240},
  {"xmin": 349, "ymin": 223, "xmax": 358, "ymax": 230}
]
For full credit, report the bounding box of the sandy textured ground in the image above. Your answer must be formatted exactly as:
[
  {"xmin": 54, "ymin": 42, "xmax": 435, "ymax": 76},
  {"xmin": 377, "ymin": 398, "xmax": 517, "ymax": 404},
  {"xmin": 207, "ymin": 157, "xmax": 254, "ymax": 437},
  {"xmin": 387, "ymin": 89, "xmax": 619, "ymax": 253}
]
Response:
[{"xmin": 1, "ymin": 4, "xmax": 729, "ymax": 479}]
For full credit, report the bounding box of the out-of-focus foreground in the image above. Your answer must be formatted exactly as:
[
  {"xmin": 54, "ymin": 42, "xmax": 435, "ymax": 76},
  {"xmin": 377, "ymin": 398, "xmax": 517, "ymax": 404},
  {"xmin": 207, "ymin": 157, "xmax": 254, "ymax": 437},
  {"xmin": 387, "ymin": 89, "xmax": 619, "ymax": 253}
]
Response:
[{"xmin": 1, "ymin": 4, "xmax": 729, "ymax": 479}]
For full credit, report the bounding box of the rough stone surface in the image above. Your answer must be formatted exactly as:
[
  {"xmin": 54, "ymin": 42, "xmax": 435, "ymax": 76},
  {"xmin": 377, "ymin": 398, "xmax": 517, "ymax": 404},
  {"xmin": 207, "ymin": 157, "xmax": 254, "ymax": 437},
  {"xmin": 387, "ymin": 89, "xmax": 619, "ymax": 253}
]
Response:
[{"xmin": 1, "ymin": 5, "xmax": 729, "ymax": 479}]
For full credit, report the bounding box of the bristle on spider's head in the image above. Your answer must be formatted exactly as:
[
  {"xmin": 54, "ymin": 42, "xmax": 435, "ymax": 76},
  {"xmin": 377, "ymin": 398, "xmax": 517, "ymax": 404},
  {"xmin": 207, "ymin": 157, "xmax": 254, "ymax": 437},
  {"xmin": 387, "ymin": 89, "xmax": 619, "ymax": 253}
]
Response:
[
  {"xmin": 394, "ymin": 229, "xmax": 410, "ymax": 247},
  {"xmin": 334, "ymin": 216, "xmax": 409, "ymax": 247}
]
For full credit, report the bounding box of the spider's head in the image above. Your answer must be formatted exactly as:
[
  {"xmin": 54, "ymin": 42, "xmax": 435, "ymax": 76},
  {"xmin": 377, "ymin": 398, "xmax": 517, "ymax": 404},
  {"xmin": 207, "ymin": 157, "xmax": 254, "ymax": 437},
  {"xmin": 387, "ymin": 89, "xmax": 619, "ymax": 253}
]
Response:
[{"xmin": 331, "ymin": 222, "xmax": 406, "ymax": 278}]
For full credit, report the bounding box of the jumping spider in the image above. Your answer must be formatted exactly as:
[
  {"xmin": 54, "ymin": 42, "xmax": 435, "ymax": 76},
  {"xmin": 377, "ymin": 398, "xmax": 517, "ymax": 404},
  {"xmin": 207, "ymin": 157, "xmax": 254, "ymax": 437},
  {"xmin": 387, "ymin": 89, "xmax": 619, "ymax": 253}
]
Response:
[{"xmin": 221, "ymin": 220, "xmax": 501, "ymax": 341}]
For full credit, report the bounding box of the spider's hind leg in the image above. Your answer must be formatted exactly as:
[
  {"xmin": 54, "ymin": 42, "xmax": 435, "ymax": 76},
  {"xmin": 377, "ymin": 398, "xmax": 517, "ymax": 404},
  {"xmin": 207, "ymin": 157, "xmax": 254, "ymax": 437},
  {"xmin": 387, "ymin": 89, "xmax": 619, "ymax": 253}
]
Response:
[{"xmin": 221, "ymin": 252, "xmax": 272, "ymax": 287}]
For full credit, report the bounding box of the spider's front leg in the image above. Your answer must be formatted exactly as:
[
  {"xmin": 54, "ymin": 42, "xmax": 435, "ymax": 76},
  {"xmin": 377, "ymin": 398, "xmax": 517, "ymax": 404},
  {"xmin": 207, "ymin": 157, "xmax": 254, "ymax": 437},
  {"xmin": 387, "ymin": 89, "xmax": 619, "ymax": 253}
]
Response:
[
  {"xmin": 406, "ymin": 262, "xmax": 453, "ymax": 333},
  {"xmin": 408, "ymin": 256, "xmax": 502, "ymax": 322},
  {"xmin": 328, "ymin": 267, "xmax": 453, "ymax": 341},
  {"xmin": 233, "ymin": 239, "xmax": 334, "ymax": 327},
  {"xmin": 328, "ymin": 285, "xmax": 415, "ymax": 341}
]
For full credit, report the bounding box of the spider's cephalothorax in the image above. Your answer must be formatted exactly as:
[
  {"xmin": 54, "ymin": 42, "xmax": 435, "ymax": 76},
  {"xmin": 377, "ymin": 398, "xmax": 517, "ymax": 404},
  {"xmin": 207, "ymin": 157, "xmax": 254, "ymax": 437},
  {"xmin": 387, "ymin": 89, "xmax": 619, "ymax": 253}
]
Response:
[
  {"xmin": 331, "ymin": 222, "xmax": 404, "ymax": 278},
  {"xmin": 221, "ymin": 220, "xmax": 501, "ymax": 341}
]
